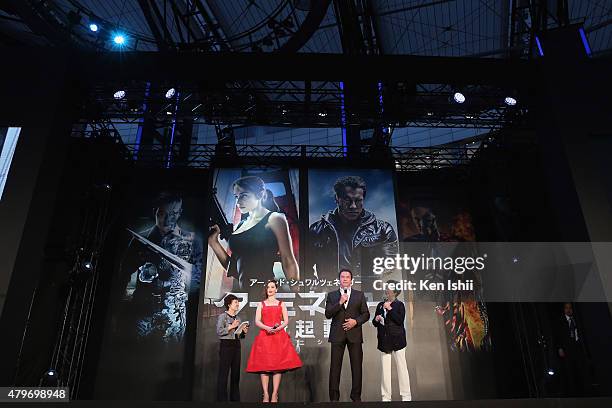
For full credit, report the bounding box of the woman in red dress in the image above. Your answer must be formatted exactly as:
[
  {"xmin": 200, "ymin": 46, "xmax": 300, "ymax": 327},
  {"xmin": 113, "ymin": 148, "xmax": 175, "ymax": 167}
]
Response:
[{"xmin": 246, "ymin": 280, "xmax": 302, "ymax": 402}]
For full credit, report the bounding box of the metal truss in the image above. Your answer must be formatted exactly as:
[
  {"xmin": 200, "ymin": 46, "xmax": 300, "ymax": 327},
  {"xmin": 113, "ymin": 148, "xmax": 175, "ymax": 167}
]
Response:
[
  {"xmin": 85, "ymin": 141, "xmax": 481, "ymax": 172},
  {"xmin": 391, "ymin": 145, "xmax": 479, "ymax": 172},
  {"xmin": 509, "ymin": 0, "xmax": 571, "ymax": 58},
  {"xmin": 13, "ymin": 0, "xmax": 330, "ymax": 53},
  {"xmin": 84, "ymin": 80, "xmax": 527, "ymax": 130}
]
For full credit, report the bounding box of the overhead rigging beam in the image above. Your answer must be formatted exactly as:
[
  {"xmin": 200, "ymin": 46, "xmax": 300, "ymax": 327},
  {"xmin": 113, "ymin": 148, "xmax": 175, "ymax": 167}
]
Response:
[
  {"xmin": 333, "ymin": 0, "xmax": 366, "ymax": 55},
  {"xmin": 2, "ymin": 47, "xmax": 535, "ymax": 85},
  {"xmin": 148, "ymin": 0, "xmax": 175, "ymax": 48},
  {"xmin": 278, "ymin": 0, "xmax": 332, "ymax": 53},
  {"xmin": 192, "ymin": 0, "xmax": 231, "ymax": 51},
  {"xmin": 3, "ymin": 0, "xmax": 75, "ymax": 47},
  {"xmin": 137, "ymin": 0, "xmax": 169, "ymax": 51}
]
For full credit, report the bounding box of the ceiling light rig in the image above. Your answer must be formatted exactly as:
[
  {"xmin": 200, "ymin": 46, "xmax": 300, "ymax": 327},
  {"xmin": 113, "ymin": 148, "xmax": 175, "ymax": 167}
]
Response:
[
  {"xmin": 112, "ymin": 33, "xmax": 126, "ymax": 46},
  {"xmin": 452, "ymin": 92, "xmax": 466, "ymax": 104},
  {"xmin": 165, "ymin": 88, "xmax": 176, "ymax": 99},
  {"xmin": 504, "ymin": 96, "xmax": 517, "ymax": 106}
]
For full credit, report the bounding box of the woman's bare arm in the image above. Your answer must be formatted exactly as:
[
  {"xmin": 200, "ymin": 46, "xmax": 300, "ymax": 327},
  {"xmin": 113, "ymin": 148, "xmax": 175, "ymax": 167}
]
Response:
[{"xmin": 268, "ymin": 213, "xmax": 299, "ymax": 281}]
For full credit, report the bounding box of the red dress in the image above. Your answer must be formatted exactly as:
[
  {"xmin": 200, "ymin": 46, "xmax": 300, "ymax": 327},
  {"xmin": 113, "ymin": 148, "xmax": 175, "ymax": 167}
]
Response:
[{"xmin": 246, "ymin": 301, "xmax": 303, "ymax": 373}]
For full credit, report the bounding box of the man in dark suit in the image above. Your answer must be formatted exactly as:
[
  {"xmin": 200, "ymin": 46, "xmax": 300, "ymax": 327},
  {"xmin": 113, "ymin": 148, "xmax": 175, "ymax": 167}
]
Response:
[
  {"xmin": 554, "ymin": 302, "xmax": 590, "ymax": 397},
  {"xmin": 325, "ymin": 268, "xmax": 370, "ymax": 401}
]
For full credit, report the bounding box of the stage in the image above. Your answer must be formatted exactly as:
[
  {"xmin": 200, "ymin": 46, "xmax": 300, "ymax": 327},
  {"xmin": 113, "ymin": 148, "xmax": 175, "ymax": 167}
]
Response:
[{"xmin": 19, "ymin": 398, "xmax": 612, "ymax": 407}]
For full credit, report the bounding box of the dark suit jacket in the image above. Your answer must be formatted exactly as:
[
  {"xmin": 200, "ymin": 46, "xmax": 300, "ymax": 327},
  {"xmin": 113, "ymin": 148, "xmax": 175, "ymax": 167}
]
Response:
[
  {"xmin": 372, "ymin": 300, "xmax": 407, "ymax": 352},
  {"xmin": 554, "ymin": 314, "xmax": 586, "ymax": 356},
  {"xmin": 325, "ymin": 288, "xmax": 370, "ymax": 344}
]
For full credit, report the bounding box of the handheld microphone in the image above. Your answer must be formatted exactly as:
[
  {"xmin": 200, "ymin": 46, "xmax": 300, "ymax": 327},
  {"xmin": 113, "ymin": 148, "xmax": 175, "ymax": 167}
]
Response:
[{"xmin": 343, "ymin": 288, "xmax": 349, "ymax": 313}]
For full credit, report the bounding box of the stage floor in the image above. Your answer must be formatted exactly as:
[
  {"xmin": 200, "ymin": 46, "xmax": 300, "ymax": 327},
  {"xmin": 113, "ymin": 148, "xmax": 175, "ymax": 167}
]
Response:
[{"xmin": 28, "ymin": 397, "xmax": 612, "ymax": 408}]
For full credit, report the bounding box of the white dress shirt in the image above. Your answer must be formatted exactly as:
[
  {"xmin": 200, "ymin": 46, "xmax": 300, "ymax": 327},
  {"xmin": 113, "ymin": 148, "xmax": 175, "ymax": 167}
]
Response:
[
  {"xmin": 565, "ymin": 314, "xmax": 579, "ymax": 341},
  {"xmin": 340, "ymin": 287, "xmax": 351, "ymax": 309}
]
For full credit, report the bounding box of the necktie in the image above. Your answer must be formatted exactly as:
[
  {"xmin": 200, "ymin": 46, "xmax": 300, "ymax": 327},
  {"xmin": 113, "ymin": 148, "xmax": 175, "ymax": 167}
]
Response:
[{"xmin": 569, "ymin": 317, "xmax": 576, "ymax": 340}]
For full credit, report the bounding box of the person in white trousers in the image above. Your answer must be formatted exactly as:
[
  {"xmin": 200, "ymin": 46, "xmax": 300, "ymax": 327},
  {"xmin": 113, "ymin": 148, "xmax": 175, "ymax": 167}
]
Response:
[{"xmin": 372, "ymin": 281, "xmax": 412, "ymax": 401}]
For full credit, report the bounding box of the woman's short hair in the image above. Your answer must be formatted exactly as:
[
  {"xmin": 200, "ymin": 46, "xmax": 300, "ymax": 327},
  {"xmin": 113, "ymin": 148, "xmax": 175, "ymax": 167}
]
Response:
[
  {"xmin": 386, "ymin": 279, "xmax": 401, "ymax": 296},
  {"xmin": 224, "ymin": 294, "xmax": 239, "ymax": 310}
]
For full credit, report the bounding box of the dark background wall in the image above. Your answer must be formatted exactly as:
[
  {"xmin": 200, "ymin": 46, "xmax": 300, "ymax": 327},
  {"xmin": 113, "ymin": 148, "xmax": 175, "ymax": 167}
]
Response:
[{"xmin": 0, "ymin": 51, "xmax": 610, "ymax": 400}]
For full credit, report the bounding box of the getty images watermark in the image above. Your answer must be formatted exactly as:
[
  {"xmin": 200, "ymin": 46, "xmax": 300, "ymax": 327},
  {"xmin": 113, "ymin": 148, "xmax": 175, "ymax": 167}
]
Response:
[
  {"xmin": 371, "ymin": 253, "xmax": 487, "ymax": 292},
  {"xmin": 367, "ymin": 243, "xmax": 612, "ymax": 302}
]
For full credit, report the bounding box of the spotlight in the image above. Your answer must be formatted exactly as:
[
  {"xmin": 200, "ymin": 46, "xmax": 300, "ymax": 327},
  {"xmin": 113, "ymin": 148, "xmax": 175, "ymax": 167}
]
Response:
[
  {"xmin": 165, "ymin": 88, "xmax": 176, "ymax": 99},
  {"xmin": 504, "ymin": 96, "xmax": 517, "ymax": 106},
  {"xmin": 81, "ymin": 260, "xmax": 93, "ymax": 271},
  {"xmin": 318, "ymin": 110, "xmax": 327, "ymax": 117},
  {"xmin": 113, "ymin": 90, "xmax": 126, "ymax": 100},
  {"xmin": 453, "ymin": 92, "xmax": 466, "ymax": 104},
  {"xmin": 512, "ymin": 257, "xmax": 519, "ymax": 264},
  {"xmin": 42, "ymin": 368, "xmax": 59, "ymax": 386},
  {"xmin": 547, "ymin": 369, "xmax": 555, "ymax": 376},
  {"xmin": 113, "ymin": 34, "xmax": 126, "ymax": 45},
  {"xmin": 89, "ymin": 23, "xmax": 99, "ymax": 32}
]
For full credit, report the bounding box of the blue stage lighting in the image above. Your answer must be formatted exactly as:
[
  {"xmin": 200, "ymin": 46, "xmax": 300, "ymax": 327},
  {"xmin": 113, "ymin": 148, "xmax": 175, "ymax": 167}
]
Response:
[
  {"xmin": 579, "ymin": 27, "xmax": 592, "ymax": 57},
  {"xmin": 89, "ymin": 23, "xmax": 98, "ymax": 32},
  {"xmin": 535, "ymin": 36, "xmax": 544, "ymax": 56},
  {"xmin": 113, "ymin": 34, "xmax": 126, "ymax": 45}
]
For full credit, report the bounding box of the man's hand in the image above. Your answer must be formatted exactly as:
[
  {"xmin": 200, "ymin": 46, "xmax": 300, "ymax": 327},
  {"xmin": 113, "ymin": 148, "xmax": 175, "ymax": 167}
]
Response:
[
  {"xmin": 339, "ymin": 293, "xmax": 349, "ymax": 305},
  {"xmin": 342, "ymin": 318, "xmax": 357, "ymax": 331},
  {"xmin": 383, "ymin": 301, "xmax": 393, "ymax": 311},
  {"xmin": 558, "ymin": 348, "xmax": 566, "ymax": 358},
  {"xmin": 375, "ymin": 315, "xmax": 384, "ymax": 323}
]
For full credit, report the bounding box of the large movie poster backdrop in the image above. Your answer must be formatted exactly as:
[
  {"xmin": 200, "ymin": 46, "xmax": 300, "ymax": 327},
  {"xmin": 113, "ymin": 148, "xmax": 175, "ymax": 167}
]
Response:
[
  {"xmin": 303, "ymin": 169, "xmax": 404, "ymax": 401},
  {"xmin": 204, "ymin": 168, "xmax": 300, "ymax": 298},
  {"xmin": 94, "ymin": 169, "xmax": 206, "ymax": 400},
  {"xmin": 396, "ymin": 179, "xmax": 490, "ymax": 352},
  {"xmin": 198, "ymin": 168, "xmax": 305, "ymax": 402},
  {"xmin": 198, "ymin": 168, "xmax": 409, "ymax": 402},
  {"xmin": 395, "ymin": 174, "xmax": 496, "ymax": 399}
]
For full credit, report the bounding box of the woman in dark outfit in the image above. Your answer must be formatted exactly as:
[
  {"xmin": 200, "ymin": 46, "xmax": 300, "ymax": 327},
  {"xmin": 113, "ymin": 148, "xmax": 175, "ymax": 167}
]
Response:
[
  {"xmin": 208, "ymin": 176, "xmax": 299, "ymax": 291},
  {"xmin": 216, "ymin": 294, "xmax": 249, "ymax": 401},
  {"xmin": 372, "ymin": 281, "xmax": 412, "ymax": 401}
]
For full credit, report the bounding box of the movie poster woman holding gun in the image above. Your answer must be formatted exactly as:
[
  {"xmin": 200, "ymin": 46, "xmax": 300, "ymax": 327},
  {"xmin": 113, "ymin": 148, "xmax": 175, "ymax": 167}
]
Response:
[{"xmin": 208, "ymin": 176, "xmax": 299, "ymax": 291}]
